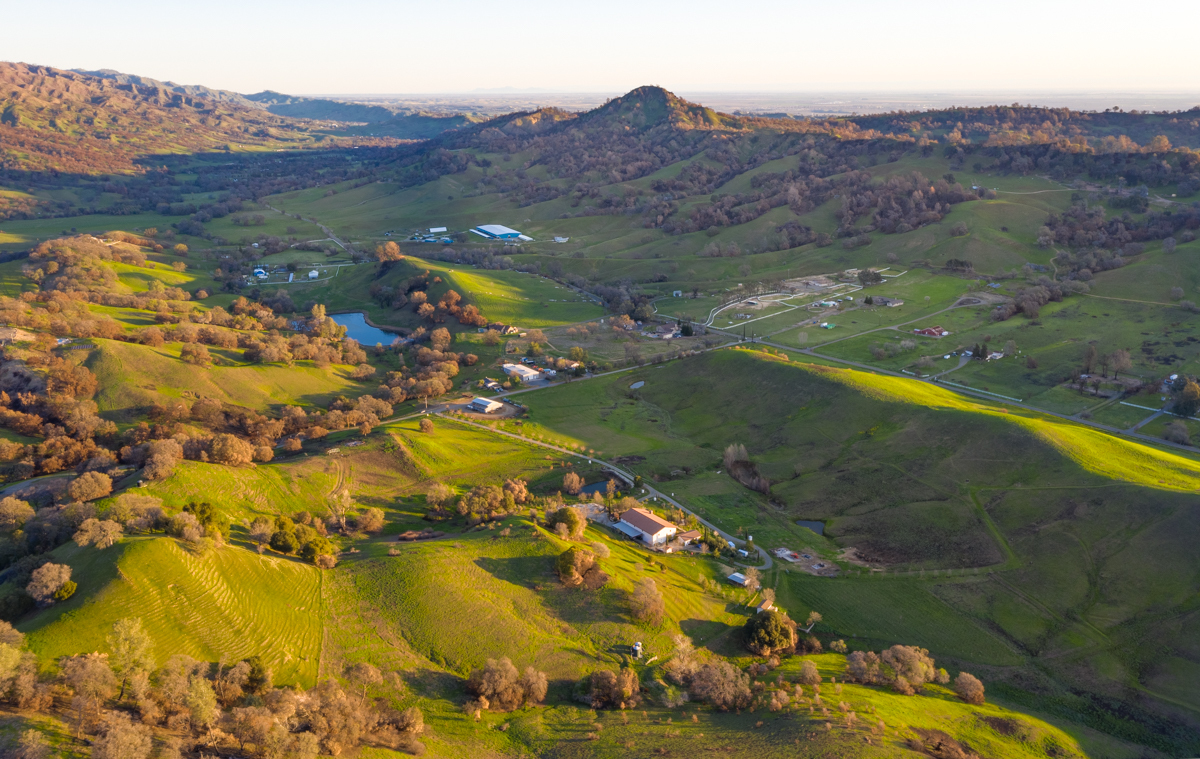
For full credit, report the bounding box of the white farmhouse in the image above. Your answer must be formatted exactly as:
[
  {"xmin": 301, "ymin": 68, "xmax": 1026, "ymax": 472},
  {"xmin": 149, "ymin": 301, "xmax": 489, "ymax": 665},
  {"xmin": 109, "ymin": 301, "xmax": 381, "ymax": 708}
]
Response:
[{"xmin": 617, "ymin": 507, "xmax": 678, "ymax": 545}]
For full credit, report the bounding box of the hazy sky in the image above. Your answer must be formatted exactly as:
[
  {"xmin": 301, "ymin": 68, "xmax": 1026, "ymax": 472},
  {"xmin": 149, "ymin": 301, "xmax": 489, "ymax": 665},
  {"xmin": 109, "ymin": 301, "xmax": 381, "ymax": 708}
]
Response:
[{"xmin": 7, "ymin": 0, "xmax": 1200, "ymax": 95}]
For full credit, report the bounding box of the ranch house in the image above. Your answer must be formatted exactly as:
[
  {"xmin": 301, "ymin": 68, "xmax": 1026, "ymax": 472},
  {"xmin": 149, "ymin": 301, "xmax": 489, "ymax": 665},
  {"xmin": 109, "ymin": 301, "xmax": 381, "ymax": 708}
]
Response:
[{"xmin": 616, "ymin": 507, "xmax": 678, "ymax": 545}]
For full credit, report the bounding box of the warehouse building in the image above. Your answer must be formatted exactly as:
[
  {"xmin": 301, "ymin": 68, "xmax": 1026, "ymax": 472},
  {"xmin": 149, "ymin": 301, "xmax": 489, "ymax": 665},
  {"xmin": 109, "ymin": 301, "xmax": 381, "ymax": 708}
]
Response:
[{"xmin": 471, "ymin": 224, "xmax": 522, "ymax": 239}]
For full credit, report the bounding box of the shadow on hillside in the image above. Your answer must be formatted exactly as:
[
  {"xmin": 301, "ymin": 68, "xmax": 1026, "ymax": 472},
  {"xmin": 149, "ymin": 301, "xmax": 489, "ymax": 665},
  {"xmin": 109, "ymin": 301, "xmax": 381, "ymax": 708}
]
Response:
[
  {"xmin": 401, "ymin": 667, "xmax": 464, "ymax": 699},
  {"xmin": 474, "ymin": 555, "xmax": 554, "ymax": 588},
  {"xmin": 680, "ymin": 618, "xmax": 741, "ymax": 654},
  {"xmin": 474, "ymin": 556, "xmax": 631, "ymax": 627}
]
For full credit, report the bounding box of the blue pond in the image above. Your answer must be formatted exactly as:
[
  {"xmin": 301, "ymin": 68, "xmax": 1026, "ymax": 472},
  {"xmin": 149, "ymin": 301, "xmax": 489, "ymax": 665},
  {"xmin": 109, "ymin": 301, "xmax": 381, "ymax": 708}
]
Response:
[
  {"xmin": 796, "ymin": 520, "xmax": 825, "ymax": 535},
  {"xmin": 330, "ymin": 313, "xmax": 398, "ymax": 345},
  {"xmin": 579, "ymin": 477, "xmax": 631, "ymax": 496}
]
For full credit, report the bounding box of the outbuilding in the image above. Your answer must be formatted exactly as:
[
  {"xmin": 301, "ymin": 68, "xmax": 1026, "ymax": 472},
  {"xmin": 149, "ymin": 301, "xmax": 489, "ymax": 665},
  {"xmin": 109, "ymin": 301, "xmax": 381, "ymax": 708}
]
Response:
[
  {"xmin": 728, "ymin": 572, "xmax": 747, "ymax": 586},
  {"xmin": 618, "ymin": 507, "xmax": 678, "ymax": 545},
  {"xmin": 502, "ymin": 363, "xmax": 541, "ymax": 383},
  {"xmin": 472, "ymin": 224, "xmax": 522, "ymax": 239},
  {"xmin": 308, "ymin": 270, "xmax": 319, "ymax": 280},
  {"xmin": 466, "ymin": 397, "xmax": 503, "ymax": 414}
]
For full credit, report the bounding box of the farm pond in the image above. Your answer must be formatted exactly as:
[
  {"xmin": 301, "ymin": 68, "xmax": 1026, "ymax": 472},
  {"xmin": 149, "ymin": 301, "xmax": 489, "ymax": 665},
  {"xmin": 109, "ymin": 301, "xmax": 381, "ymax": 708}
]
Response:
[{"xmin": 330, "ymin": 313, "xmax": 400, "ymax": 345}]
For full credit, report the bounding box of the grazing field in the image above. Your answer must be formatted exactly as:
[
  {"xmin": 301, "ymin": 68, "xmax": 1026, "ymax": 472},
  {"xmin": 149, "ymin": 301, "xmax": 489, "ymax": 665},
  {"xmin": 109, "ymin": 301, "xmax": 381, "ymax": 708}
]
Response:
[
  {"xmin": 18, "ymin": 538, "xmax": 323, "ymax": 686},
  {"xmin": 86, "ymin": 339, "xmax": 363, "ymax": 420}
]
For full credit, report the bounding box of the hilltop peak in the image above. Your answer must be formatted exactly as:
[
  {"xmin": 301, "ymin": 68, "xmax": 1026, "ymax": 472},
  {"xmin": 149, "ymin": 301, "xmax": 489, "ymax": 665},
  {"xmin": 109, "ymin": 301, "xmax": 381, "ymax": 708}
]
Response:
[{"xmin": 586, "ymin": 85, "xmax": 737, "ymax": 131}]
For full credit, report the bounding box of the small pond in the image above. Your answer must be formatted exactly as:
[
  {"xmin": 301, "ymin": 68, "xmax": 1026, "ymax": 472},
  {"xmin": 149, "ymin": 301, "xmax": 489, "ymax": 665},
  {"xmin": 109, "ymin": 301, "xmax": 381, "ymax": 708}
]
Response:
[
  {"xmin": 630, "ymin": 381, "xmax": 645, "ymax": 389},
  {"xmin": 330, "ymin": 313, "xmax": 399, "ymax": 345},
  {"xmin": 796, "ymin": 520, "xmax": 825, "ymax": 535},
  {"xmin": 579, "ymin": 477, "xmax": 632, "ymax": 496}
]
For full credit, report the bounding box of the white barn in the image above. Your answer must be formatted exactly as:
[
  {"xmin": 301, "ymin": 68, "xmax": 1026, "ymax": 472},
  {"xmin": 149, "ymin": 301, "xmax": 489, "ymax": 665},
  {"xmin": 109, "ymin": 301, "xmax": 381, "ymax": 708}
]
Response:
[
  {"xmin": 618, "ymin": 508, "xmax": 678, "ymax": 545},
  {"xmin": 466, "ymin": 397, "xmax": 503, "ymax": 414}
]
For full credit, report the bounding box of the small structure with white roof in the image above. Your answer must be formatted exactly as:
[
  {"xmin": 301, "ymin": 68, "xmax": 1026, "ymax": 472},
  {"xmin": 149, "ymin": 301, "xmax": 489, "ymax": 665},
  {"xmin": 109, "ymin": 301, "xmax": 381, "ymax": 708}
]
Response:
[
  {"xmin": 466, "ymin": 397, "xmax": 503, "ymax": 414},
  {"xmin": 501, "ymin": 363, "xmax": 541, "ymax": 383},
  {"xmin": 308, "ymin": 270, "xmax": 319, "ymax": 280}
]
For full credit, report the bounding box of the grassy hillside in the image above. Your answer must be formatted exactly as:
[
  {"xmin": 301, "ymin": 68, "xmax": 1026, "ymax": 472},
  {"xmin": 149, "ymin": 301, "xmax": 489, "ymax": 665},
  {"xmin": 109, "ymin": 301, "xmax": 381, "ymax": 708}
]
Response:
[
  {"xmin": 86, "ymin": 338, "xmax": 362, "ymax": 420},
  {"xmin": 515, "ymin": 348, "xmax": 1200, "ymax": 751},
  {"xmin": 18, "ymin": 538, "xmax": 323, "ymax": 686}
]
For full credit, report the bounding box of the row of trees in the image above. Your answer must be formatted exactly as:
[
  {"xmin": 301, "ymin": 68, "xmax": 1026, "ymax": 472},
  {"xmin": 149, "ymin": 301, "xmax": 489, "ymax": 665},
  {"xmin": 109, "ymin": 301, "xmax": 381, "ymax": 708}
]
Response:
[{"xmin": 0, "ymin": 617, "xmax": 427, "ymax": 758}]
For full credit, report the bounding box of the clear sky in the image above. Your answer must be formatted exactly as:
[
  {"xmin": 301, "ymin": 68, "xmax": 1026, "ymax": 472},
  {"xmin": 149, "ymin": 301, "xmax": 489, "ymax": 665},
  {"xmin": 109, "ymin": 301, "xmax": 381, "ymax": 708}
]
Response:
[{"xmin": 7, "ymin": 0, "xmax": 1199, "ymax": 95}]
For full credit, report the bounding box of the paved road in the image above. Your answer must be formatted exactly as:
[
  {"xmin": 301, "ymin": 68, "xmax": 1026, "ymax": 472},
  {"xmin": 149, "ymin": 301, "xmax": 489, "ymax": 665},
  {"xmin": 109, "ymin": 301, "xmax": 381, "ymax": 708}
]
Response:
[{"xmin": 445, "ymin": 415, "xmax": 772, "ymax": 569}]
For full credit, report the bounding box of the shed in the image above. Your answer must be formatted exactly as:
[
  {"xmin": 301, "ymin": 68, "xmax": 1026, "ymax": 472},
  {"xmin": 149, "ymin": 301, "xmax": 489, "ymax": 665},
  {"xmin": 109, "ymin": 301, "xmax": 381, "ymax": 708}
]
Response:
[
  {"xmin": 466, "ymin": 397, "xmax": 503, "ymax": 414},
  {"xmin": 428, "ymin": 226, "xmax": 447, "ymax": 233},
  {"xmin": 308, "ymin": 270, "xmax": 319, "ymax": 280},
  {"xmin": 728, "ymin": 572, "xmax": 747, "ymax": 586},
  {"xmin": 673, "ymin": 290, "xmax": 683, "ymax": 297},
  {"xmin": 757, "ymin": 599, "xmax": 774, "ymax": 614},
  {"xmin": 613, "ymin": 521, "xmax": 643, "ymax": 540}
]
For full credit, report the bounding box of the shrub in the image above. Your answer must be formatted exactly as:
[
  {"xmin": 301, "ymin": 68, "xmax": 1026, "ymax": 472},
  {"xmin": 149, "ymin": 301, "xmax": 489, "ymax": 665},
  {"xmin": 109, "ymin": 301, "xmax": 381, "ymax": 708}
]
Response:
[
  {"xmin": 180, "ymin": 343, "xmax": 212, "ymax": 367},
  {"xmin": 299, "ymin": 537, "xmax": 336, "ymax": 564},
  {"xmin": 563, "ymin": 472, "xmax": 584, "ymax": 495},
  {"xmin": 881, "ymin": 644, "xmax": 936, "ymax": 690},
  {"xmin": 557, "ymin": 546, "xmax": 606, "ymax": 588},
  {"xmin": 689, "ymin": 661, "xmax": 751, "ymax": 711},
  {"xmin": 270, "ymin": 530, "xmax": 300, "ymax": 554},
  {"xmin": 69, "ymin": 471, "xmax": 113, "ymax": 502},
  {"xmin": 954, "ymin": 672, "xmax": 985, "ymax": 704},
  {"xmin": 1163, "ymin": 420, "xmax": 1190, "ymax": 445},
  {"xmin": 466, "ymin": 657, "xmax": 548, "ymax": 711},
  {"xmin": 630, "ymin": 577, "xmax": 665, "ymax": 626},
  {"xmin": 588, "ymin": 667, "xmax": 639, "ymax": 709},
  {"xmin": 419, "ymin": 419, "xmax": 434, "ymax": 433},
  {"xmin": 209, "ymin": 434, "xmax": 255, "ymax": 466},
  {"xmin": 798, "ymin": 660, "xmax": 821, "ymax": 685},
  {"xmin": 27, "ymin": 563, "xmax": 72, "ymax": 606},
  {"xmin": 547, "ymin": 506, "xmax": 585, "ymax": 540},
  {"xmin": 357, "ymin": 507, "xmax": 385, "ymax": 533},
  {"xmin": 0, "ymin": 497, "xmax": 34, "ymax": 533},
  {"xmin": 743, "ymin": 610, "xmax": 796, "ymax": 655}
]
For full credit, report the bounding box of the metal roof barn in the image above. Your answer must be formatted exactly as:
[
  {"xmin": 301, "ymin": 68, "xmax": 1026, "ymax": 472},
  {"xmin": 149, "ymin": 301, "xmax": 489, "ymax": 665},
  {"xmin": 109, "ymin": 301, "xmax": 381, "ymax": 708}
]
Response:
[{"xmin": 474, "ymin": 224, "xmax": 522, "ymax": 239}]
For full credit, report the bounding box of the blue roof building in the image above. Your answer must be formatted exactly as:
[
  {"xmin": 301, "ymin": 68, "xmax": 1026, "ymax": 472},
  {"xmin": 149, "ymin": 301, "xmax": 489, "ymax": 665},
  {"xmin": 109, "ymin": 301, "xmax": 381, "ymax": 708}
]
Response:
[{"xmin": 472, "ymin": 224, "xmax": 522, "ymax": 239}]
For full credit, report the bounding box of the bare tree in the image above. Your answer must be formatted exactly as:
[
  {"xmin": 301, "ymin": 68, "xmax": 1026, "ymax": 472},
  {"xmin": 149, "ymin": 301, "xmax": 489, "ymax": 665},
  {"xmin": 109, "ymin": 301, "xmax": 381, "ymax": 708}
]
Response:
[
  {"xmin": 327, "ymin": 490, "xmax": 353, "ymax": 533},
  {"xmin": 27, "ymin": 563, "xmax": 72, "ymax": 606},
  {"xmin": 60, "ymin": 653, "xmax": 116, "ymax": 736},
  {"xmin": 563, "ymin": 472, "xmax": 583, "ymax": 495},
  {"xmin": 357, "ymin": 508, "xmax": 385, "ymax": 533},
  {"xmin": 630, "ymin": 578, "xmax": 665, "ymax": 626},
  {"xmin": 107, "ymin": 618, "xmax": 154, "ymax": 701},
  {"xmin": 91, "ymin": 712, "xmax": 152, "ymax": 759},
  {"xmin": 15, "ymin": 729, "xmax": 51, "ymax": 759},
  {"xmin": 742, "ymin": 567, "xmax": 761, "ymax": 593},
  {"xmin": 68, "ymin": 471, "xmax": 113, "ymax": 502},
  {"xmin": 689, "ymin": 661, "xmax": 752, "ymax": 710},
  {"xmin": 0, "ymin": 497, "xmax": 34, "ymax": 534},
  {"xmin": 74, "ymin": 519, "xmax": 124, "ymax": 549},
  {"xmin": 1110, "ymin": 348, "xmax": 1132, "ymax": 377}
]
